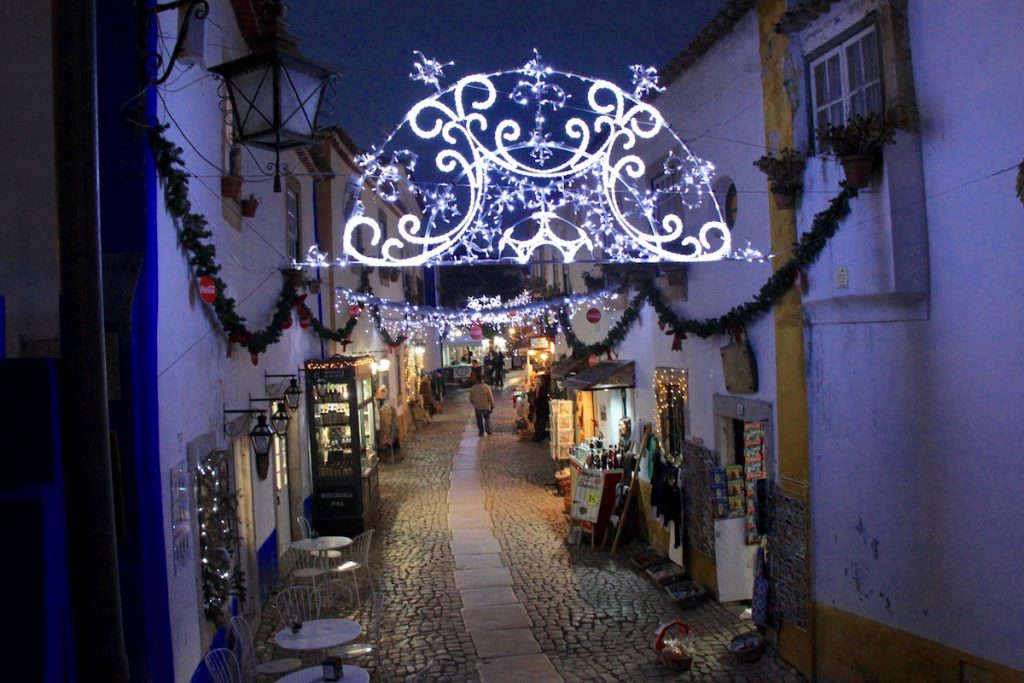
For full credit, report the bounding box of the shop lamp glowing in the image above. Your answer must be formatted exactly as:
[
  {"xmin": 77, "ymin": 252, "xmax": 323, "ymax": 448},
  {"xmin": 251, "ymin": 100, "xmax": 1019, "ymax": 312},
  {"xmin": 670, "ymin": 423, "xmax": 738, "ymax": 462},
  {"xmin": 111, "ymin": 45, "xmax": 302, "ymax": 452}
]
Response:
[
  {"xmin": 378, "ymin": 357, "xmax": 391, "ymax": 373},
  {"xmin": 271, "ymin": 402, "xmax": 290, "ymax": 434}
]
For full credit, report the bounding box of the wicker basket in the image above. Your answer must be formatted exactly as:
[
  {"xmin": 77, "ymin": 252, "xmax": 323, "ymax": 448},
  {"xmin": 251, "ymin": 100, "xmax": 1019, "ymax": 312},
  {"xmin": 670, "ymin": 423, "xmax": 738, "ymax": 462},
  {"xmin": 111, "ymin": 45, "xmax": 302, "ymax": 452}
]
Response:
[{"xmin": 729, "ymin": 632, "xmax": 766, "ymax": 662}]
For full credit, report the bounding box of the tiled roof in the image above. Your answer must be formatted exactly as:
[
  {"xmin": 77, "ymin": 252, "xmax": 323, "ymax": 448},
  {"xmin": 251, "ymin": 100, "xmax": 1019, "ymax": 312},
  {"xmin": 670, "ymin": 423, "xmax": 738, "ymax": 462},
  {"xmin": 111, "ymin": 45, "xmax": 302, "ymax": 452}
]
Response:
[
  {"xmin": 659, "ymin": 0, "xmax": 756, "ymax": 88},
  {"xmin": 227, "ymin": 0, "xmax": 262, "ymax": 47},
  {"xmin": 773, "ymin": 0, "xmax": 840, "ymax": 34}
]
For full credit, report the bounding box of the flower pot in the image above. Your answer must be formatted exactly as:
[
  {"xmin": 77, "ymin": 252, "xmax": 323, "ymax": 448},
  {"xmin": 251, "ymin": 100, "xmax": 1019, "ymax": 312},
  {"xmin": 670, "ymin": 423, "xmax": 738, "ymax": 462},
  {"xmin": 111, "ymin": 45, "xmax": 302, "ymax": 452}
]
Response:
[
  {"xmin": 771, "ymin": 187, "xmax": 796, "ymax": 210},
  {"xmin": 839, "ymin": 155, "xmax": 874, "ymax": 189},
  {"xmin": 240, "ymin": 197, "xmax": 259, "ymax": 217},
  {"xmin": 221, "ymin": 175, "xmax": 243, "ymax": 200}
]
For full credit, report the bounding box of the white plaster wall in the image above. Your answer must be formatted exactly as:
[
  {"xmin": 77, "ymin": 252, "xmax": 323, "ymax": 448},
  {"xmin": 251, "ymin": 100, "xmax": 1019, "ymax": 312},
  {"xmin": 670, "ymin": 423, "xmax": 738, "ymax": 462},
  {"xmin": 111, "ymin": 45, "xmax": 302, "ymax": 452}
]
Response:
[
  {"xmin": 153, "ymin": 5, "xmax": 325, "ymax": 678},
  {"xmin": 575, "ymin": 10, "xmax": 776, "ymax": 463},
  {"xmin": 0, "ymin": 3, "xmax": 58, "ymax": 357},
  {"xmin": 805, "ymin": 0, "xmax": 1024, "ymax": 670}
]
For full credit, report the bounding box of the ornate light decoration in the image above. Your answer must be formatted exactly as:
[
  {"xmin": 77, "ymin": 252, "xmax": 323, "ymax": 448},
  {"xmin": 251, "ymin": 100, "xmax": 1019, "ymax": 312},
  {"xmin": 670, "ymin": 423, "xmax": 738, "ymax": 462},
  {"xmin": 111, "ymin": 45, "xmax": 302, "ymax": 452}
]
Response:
[{"xmin": 299, "ymin": 52, "xmax": 733, "ymax": 268}]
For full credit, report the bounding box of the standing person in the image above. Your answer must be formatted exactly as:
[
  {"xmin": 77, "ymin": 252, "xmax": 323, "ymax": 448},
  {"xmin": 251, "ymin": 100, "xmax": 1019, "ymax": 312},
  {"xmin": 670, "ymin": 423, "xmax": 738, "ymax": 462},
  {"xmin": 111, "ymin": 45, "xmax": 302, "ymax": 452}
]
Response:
[
  {"xmin": 532, "ymin": 372, "xmax": 551, "ymax": 442},
  {"xmin": 492, "ymin": 350, "xmax": 505, "ymax": 389},
  {"xmin": 469, "ymin": 374, "xmax": 495, "ymax": 436}
]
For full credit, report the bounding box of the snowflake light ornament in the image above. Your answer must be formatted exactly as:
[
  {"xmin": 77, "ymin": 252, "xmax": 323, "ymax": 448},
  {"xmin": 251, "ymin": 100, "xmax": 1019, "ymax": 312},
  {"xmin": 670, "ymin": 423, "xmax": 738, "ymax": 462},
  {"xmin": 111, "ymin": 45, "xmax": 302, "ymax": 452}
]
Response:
[
  {"xmin": 410, "ymin": 51, "xmax": 454, "ymax": 92},
  {"xmin": 630, "ymin": 64, "xmax": 665, "ymax": 99}
]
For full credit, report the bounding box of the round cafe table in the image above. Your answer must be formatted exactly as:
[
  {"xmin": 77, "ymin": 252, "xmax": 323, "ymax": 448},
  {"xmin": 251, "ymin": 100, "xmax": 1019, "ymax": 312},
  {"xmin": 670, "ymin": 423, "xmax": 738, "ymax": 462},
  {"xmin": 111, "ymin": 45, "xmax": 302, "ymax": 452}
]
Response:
[
  {"xmin": 290, "ymin": 536, "xmax": 352, "ymax": 554},
  {"xmin": 274, "ymin": 618, "xmax": 362, "ymax": 651},
  {"xmin": 275, "ymin": 664, "xmax": 369, "ymax": 683}
]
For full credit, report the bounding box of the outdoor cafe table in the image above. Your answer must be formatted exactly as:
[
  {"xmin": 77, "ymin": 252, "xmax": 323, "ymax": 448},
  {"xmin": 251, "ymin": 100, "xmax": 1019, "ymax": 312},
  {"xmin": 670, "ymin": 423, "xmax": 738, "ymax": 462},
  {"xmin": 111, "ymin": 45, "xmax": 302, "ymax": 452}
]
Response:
[
  {"xmin": 274, "ymin": 618, "xmax": 362, "ymax": 651},
  {"xmin": 290, "ymin": 536, "xmax": 352, "ymax": 555},
  {"xmin": 275, "ymin": 664, "xmax": 370, "ymax": 683}
]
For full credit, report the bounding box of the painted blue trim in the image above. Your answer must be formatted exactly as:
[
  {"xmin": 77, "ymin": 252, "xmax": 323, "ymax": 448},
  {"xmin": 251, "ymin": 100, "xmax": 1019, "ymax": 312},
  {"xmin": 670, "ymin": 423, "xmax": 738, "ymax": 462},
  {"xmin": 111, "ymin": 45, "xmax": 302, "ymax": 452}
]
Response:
[
  {"xmin": 187, "ymin": 626, "xmax": 230, "ymax": 683},
  {"xmin": 256, "ymin": 530, "xmax": 279, "ymax": 605},
  {"xmin": 304, "ymin": 495, "xmax": 313, "ymax": 522}
]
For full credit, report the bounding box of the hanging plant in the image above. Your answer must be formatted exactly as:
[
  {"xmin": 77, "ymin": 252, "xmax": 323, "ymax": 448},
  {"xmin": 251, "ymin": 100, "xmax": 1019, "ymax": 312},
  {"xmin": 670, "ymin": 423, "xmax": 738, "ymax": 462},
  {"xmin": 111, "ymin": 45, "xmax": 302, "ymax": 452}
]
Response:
[
  {"xmin": 753, "ymin": 148, "xmax": 805, "ymax": 209},
  {"xmin": 240, "ymin": 194, "xmax": 260, "ymax": 217},
  {"xmin": 816, "ymin": 106, "xmax": 909, "ymax": 188}
]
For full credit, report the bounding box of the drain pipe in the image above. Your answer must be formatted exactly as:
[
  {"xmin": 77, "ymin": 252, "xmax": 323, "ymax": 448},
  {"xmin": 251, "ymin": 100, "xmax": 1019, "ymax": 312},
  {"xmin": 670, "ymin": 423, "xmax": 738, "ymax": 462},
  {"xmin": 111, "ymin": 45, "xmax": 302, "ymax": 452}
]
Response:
[{"xmin": 53, "ymin": 0, "xmax": 128, "ymax": 679}]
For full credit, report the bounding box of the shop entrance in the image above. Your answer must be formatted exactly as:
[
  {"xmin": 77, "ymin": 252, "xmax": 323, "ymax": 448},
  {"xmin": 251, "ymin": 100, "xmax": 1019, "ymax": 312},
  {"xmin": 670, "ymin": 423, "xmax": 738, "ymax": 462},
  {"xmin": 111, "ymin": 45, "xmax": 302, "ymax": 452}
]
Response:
[{"xmin": 712, "ymin": 394, "xmax": 772, "ymax": 602}]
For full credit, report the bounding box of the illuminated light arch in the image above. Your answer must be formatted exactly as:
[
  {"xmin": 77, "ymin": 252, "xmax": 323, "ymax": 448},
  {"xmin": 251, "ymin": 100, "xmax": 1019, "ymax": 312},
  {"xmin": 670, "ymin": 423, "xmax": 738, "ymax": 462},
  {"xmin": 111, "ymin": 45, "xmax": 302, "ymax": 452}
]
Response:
[{"xmin": 304, "ymin": 53, "xmax": 735, "ymax": 267}]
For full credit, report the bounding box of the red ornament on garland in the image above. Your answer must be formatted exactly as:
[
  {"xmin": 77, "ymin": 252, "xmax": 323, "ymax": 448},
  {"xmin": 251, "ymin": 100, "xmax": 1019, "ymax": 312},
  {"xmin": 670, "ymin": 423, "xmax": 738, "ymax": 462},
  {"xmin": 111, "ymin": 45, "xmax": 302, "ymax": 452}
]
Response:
[
  {"xmin": 198, "ymin": 276, "xmax": 217, "ymax": 304},
  {"xmin": 348, "ymin": 304, "xmax": 362, "ymax": 318},
  {"xmin": 299, "ymin": 314, "xmax": 311, "ymax": 329},
  {"xmin": 469, "ymin": 325, "xmax": 483, "ymax": 340},
  {"xmin": 586, "ymin": 307, "xmax": 601, "ymax": 324},
  {"xmin": 588, "ymin": 354, "xmax": 600, "ymax": 367},
  {"xmin": 281, "ymin": 315, "xmax": 293, "ymax": 330},
  {"xmin": 250, "ymin": 353, "xmax": 259, "ymax": 366}
]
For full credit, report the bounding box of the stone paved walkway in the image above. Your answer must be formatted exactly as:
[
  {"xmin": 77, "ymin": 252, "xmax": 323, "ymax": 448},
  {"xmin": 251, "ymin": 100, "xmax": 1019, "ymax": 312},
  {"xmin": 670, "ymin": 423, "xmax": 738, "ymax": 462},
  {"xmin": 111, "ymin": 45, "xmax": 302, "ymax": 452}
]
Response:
[{"xmin": 256, "ymin": 371, "xmax": 806, "ymax": 682}]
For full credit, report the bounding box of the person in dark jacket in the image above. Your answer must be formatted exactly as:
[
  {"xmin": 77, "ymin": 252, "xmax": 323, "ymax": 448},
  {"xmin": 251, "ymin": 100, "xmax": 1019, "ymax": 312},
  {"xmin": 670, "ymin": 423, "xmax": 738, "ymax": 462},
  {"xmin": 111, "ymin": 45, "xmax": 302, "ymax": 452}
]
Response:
[{"xmin": 531, "ymin": 372, "xmax": 551, "ymax": 442}]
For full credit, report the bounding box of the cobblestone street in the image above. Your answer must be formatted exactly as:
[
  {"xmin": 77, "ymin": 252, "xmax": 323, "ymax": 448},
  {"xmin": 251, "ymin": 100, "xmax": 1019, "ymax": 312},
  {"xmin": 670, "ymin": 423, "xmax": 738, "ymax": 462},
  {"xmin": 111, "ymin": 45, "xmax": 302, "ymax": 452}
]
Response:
[{"xmin": 257, "ymin": 373, "xmax": 806, "ymax": 682}]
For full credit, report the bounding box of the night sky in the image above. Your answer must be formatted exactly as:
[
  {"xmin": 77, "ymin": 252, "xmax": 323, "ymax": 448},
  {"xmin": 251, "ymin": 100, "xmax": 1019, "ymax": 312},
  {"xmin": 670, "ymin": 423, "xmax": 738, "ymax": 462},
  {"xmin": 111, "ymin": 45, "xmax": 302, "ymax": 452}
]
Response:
[{"xmin": 288, "ymin": 0, "xmax": 731, "ymax": 152}]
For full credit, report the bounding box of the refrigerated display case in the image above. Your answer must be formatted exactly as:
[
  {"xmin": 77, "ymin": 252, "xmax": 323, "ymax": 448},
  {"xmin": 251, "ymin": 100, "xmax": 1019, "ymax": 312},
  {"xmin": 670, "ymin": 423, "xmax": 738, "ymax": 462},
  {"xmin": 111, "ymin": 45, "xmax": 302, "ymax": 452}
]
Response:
[{"xmin": 305, "ymin": 355, "xmax": 379, "ymax": 535}]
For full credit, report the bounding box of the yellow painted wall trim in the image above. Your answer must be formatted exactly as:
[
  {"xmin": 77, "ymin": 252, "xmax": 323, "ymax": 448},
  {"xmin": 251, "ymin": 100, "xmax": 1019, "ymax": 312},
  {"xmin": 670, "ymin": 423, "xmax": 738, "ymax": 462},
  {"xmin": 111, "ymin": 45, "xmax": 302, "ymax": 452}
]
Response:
[
  {"xmin": 816, "ymin": 603, "xmax": 1024, "ymax": 683},
  {"xmin": 756, "ymin": 0, "xmax": 814, "ymax": 676}
]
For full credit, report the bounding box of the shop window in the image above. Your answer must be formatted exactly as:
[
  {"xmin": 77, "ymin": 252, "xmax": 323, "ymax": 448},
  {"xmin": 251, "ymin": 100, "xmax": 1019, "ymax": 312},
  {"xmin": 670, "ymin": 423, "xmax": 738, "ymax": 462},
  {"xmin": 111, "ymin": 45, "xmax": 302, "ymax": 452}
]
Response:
[
  {"xmin": 285, "ymin": 181, "xmax": 301, "ymax": 262},
  {"xmin": 809, "ymin": 25, "xmax": 882, "ymax": 150},
  {"xmin": 273, "ymin": 435, "xmax": 287, "ymax": 494},
  {"xmin": 655, "ymin": 368, "xmax": 688, "ymax": 457}
]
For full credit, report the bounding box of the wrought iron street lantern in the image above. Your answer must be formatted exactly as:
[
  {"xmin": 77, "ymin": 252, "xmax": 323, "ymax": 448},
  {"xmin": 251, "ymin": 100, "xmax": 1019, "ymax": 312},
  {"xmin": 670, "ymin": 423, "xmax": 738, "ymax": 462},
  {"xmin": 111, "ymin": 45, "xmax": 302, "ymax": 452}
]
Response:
[
  {"xmin": 271, "ymin": 401, "xmax": 290, "ymax": 434},
  {"xmin": 208, "ymin": 0, "xmax": 338, "ymax": 191},
  {"xmin": 249, "ymin": 414, "xmax": 275, "ymax": 478},
  {"xmin": 284, "ymin": 377, "xmax": 302, "ymax": 410}
]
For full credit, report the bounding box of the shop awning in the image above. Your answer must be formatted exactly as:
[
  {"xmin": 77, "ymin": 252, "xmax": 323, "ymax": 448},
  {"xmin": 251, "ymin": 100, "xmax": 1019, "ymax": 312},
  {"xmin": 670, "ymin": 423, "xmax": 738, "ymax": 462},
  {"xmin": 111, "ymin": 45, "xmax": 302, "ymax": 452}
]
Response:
[
  {"xmin": 550, "ymin": 357, "xmax": 588, "ymax": 380},
  {"xmin": 563, "ymin": 360, "xmax": 635, "ymax": 390}
]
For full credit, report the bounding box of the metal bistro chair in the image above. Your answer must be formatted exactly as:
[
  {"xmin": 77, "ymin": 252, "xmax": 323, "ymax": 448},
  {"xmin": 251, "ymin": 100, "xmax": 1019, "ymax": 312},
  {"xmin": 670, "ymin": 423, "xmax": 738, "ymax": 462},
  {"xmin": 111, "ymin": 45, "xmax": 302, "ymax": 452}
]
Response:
[
  {"xmin": 329, "ymin": 590, "xmax": 384, "ymax": 662},
  {"xmin": 330, "ymin": 529, "xmax": 374, "ymax": 607},
  {"xmin": 204, "ymin": 647, "xmax": 242, "ymax": 683},
  {"xmin": 230, "ymin": 614, "xmax": 301, "ymax": 680},
  {"xmin": 290, "ymin": 543, "xmax": 331, "ymax": 596},
  {"xmin": 274, "ymin": 585, "xmax": 322, "ymax": 627},
  {"xmin": 296, "ymin": 516, "xmax": 343, "ymax": 561}
]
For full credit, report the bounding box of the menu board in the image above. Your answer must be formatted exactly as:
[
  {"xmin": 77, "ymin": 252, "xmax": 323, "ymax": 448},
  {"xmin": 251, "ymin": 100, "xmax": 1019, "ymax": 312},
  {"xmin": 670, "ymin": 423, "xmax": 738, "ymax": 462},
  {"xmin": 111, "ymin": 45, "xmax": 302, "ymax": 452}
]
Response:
[
  {"xmin": 743, "ymin": 422, "xmax": 767, "ymax": 544},
  {"xmin": 571, "ymin": 470, "xmax": 603, "ymax": 523}
]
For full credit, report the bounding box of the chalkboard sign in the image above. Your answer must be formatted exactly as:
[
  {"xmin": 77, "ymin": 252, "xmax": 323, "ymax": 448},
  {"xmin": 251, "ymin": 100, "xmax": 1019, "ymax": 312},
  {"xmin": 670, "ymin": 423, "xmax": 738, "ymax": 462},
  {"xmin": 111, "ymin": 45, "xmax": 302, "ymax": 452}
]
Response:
[{"xmin": 571, "ymin": 470, "xmax": 603, "ymax": 523}]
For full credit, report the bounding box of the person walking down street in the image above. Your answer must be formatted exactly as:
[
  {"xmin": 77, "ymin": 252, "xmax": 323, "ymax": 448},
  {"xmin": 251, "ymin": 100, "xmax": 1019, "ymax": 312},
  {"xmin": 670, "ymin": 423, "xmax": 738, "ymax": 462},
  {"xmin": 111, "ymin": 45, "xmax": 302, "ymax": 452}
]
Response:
[
  {"xmin": 491, "ymin": 351, "xmax": 504, "ymax": 389},
  {"xmin": 532, "ymin": 372, "xmax": 551, "ymax": 442},
  {"xmin": 469, "ymin": 374, "xmax": 495, "ymax": 436}
]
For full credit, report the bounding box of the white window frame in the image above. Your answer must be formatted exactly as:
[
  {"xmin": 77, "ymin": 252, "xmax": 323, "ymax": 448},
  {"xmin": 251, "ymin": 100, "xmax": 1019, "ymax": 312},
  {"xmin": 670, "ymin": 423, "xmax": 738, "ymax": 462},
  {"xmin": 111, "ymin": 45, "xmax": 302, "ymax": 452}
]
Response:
[
  {"xmin": 809, "ymin": 25, "xmax": 882, "ymax": 144},
  {"xmin": 285, "ymin": 185, "xmax": 300, "ymax": 262}
]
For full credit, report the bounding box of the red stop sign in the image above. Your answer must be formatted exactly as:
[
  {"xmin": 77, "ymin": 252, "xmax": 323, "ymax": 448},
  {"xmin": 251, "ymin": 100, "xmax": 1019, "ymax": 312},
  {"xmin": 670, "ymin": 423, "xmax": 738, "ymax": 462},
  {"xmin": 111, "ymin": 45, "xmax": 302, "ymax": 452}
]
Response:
[
  {"xmin": 198, "ymin": 276, "xmax": 217, "ymax": 304},
  {"xmin": 586, "ymin": 307, "xmax": 601, "ymax": 323},
  {"xmin": 469, "ymin": 325, "xmax": 483, "ymax": 340}
]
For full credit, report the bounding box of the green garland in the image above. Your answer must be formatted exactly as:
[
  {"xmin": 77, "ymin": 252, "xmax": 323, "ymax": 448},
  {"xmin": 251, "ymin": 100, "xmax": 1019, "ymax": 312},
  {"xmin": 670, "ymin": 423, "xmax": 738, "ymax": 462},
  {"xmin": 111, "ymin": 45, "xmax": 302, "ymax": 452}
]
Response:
[
  {"xmin": 560, "ymin": 185, "xmax": 859, "ymax": 356},
  {"xmin": 197, "ymin": 454, "xmax": 245, "ymax": 620},
  {"xmin": 149, "ymin": 122, "xmax": 370, "ymax": 358}
]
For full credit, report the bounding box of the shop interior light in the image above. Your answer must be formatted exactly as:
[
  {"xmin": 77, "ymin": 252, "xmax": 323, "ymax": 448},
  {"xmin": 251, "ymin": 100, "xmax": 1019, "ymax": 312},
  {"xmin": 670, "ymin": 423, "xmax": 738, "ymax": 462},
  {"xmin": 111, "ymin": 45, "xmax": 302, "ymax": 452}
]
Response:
[{"xmin": 378, "ymin": 357, "xmax": 391, "ymax": 373}]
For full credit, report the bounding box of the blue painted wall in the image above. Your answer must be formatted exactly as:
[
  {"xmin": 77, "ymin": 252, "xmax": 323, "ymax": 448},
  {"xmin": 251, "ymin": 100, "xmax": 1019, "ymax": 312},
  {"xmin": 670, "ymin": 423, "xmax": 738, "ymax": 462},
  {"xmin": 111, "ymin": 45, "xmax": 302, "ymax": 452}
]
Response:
[{"xmin": 257, "ymin": 530, "xmax": 280, "ymax": 605}]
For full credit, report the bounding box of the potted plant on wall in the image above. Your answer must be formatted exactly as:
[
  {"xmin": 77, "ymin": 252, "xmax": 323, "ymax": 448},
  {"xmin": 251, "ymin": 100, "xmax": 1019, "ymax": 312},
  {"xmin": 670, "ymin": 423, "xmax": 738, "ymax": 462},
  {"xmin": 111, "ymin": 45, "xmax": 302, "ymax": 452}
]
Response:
[
  {"xmin": 816, "ymin": 106, "xmax": 908, "ymax": 188},
  {"xmin": 240, "ymin": 194, "xmax": 260, "ymax": 217},
  {"xmin": 753, "ymin": 148, "xmax": 806, "ymax": 209}
]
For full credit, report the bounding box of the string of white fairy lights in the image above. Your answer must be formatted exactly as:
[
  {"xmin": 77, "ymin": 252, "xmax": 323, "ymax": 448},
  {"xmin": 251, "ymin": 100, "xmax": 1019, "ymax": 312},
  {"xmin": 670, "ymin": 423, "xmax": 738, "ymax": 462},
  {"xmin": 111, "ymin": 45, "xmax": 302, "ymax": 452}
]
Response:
[{"xmin": 335, "ymin": 285, "xmax": 623, "ymax": 339}]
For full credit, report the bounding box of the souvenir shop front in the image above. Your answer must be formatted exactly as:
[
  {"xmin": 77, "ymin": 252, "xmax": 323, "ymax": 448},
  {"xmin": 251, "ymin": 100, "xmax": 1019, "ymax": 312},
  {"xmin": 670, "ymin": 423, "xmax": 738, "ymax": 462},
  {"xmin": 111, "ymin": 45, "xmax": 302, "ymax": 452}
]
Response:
[
  {"xmin": 639, "ymin": 370, "xmax": 772, "ymax": 604},
  {"xmin": 559, "ymin": 360, "xmax": 636, "ymax": 544}
]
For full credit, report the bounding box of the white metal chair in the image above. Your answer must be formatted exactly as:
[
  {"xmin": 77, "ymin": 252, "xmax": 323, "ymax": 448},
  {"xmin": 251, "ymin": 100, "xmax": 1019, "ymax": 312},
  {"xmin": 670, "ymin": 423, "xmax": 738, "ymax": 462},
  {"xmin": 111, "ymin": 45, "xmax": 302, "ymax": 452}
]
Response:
[
  {"xmin": 274, "ymin": 585, "xmax": 322, "ymax": 627},
  {"xmin": 204, "ymin": 647, "xmax": 242, "ymax": 683},
  {"xmin": 296, "ymin": 515, "xmax": 342, "ymax": 560},
  {"xmin": 230, "ymin": 614, "xmax": 301, "ymax": 679},
  {"xmin": 330, "ymin": 529, "xmax": 374, "ymax": 607},
  {"xmin": 330, "ymin": 591, "xmax": 385, "ymax": 662},
  {"xmin": 290, "ymin": 544, "xmax": 331, "ymax": 594}
]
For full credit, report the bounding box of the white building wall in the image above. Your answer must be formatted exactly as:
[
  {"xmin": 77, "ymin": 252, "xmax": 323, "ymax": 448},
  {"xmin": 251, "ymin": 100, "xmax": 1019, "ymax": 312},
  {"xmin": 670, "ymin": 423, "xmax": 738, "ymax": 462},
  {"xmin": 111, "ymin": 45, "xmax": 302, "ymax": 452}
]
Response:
[
  {"xmin": 796, "ymin": 0, "xmax": 1024, "ymax": 670},
  {"xmin": 153, "ymin": 5, "xmax": 326, "ymax": 677}
]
